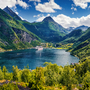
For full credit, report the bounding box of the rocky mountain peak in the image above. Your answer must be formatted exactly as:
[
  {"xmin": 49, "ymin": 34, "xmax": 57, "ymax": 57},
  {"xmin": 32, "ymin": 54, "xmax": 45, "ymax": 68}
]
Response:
[
  {"xmin": 43, "ymin": 16, "xmax": 55, "ymax": 22},
  {"xmin": 3, "ymin": 6, "xmax": 21, "ymax": 20}
]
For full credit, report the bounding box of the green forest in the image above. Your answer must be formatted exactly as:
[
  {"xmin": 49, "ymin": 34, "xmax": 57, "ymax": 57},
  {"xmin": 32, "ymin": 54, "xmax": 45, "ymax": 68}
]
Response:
[{"xmin": 0, "ymin": 59, "xmax": 90, "ymax": 90}]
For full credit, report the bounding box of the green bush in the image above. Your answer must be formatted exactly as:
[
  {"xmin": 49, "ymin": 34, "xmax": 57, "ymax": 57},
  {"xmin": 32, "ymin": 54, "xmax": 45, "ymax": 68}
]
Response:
[{"xmin": 0, "ymin": 67, "xmax": 4, "ymax": 80}]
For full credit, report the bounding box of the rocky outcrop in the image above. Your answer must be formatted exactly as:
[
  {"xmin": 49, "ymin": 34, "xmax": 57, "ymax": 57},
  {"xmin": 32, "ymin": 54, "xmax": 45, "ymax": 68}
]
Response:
[{"xmin": 12, "ymin": 27, "xmax": 37, "ymax": 43}]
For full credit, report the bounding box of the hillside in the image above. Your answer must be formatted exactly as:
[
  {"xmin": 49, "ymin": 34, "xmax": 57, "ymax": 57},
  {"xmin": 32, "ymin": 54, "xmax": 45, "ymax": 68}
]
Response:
[
  {"xmin": 3, "ymin": 7, "xmax": 77, "ymax": 42},
  {"xmin": 70, "ymin": 38, "xmax": 90, "ymax": 62},
  {"xmin": 64, "ymin": 28, "xmax": 90, "ymax": 62},
  {"xmin": 61, "ymin": 29, "xmax": 83, "ymax": 43},
  {"xmin": 0, "ymin": 8, "xmax": 41, "ymax": 51},
  {"xmin": 19, "ymin": 16, "xmax": 67, "ymax": 42},
  {"xmin": 3, "ymin": 6, "xmax": 68, "ymax": 42},
  {"xmin": 66, "ymin": 28, "xmax": 90, "ymax": 51}
]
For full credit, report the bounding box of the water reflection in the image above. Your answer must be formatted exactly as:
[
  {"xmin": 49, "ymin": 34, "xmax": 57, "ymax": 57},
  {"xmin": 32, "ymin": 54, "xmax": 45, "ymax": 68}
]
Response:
[{"xmin": 0, "ymin": 49, "xmax": 79, "ymax": 72}]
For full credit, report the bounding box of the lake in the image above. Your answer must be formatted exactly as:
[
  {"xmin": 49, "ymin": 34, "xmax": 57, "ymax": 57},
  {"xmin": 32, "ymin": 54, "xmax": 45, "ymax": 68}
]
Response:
[{"xmin": 0, "ymin": 49, "xmax": 79, "ymax": 72}]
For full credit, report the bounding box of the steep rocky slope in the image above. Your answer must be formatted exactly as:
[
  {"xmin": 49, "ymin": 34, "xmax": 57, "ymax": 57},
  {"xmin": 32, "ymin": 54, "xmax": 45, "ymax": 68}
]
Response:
[{"xmin": 0, "ymin": 8, "xmax": 40, "ymax": 51}]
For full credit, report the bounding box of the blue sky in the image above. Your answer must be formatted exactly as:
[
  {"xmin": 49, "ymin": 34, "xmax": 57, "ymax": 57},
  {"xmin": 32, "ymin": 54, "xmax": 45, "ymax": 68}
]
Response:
[{"xmin": 1, "ymin": 0, "xmax": 90, "ymax": 28}]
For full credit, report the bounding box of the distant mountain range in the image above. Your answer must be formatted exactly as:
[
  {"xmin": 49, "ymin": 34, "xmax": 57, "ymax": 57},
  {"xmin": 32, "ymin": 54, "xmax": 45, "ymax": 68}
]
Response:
[
  {"xmin": 74, "ymin": 25, "xmax": 89, "ymax": 31},
  {"xmin": 66, "ymin": 27, "xmax": 75, "ymax": 33},
  {"xmin": 67, "ymin": 25, "xmax": 89, "ymax": 33}
]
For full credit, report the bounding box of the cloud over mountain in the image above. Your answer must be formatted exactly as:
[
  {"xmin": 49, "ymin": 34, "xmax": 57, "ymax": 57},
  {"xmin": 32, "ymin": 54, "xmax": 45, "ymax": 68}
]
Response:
[{"xmin": 35, "ymin": 14, "xmax": 90, "ymax": 28}]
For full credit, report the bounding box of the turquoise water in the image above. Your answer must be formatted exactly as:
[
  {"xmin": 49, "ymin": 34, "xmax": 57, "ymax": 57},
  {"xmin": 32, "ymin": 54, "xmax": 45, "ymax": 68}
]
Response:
[{"xmin": 0, "ymin": 49, "xmax": 79, "ymax": 72}]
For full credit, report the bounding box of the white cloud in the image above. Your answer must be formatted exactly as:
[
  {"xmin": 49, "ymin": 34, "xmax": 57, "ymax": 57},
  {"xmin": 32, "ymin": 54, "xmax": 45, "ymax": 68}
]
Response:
[
  {"xmin": 15, "ymin": 11, "xmax": 19, "ymax": 15},
  {"xmin": 72, "ymin": 12, "xmax": 74, "ymax": 14},
  {"xmin": 74, "ymin": 8, "xmax": 77, "ymax": 11},
  {"xmin": 34, "ymin": 2, "xmax": 37, "ymax": 5},
  {"xmin": 20, "ymin": 16, "xmax": 28, "ymax": 21},
  {"xmin": 35, "ymin": 14, "xmax": 51, "ymax": 22},
  {"xmin": 71, "ymin": 7, "xmax": 77, "ymax": 11},
  {"xmin": 33, "ymin": 14, "xmax": 44, "ymax": 17},
  {"xmin": 29, "ymin": 0, "xmax": 41, "ymax": 2},
  {"xmin": 0, "ymin": 0, "xmax": 29, "ymax": 9},
  {"xmin": 71, "ymin": 6, "xmax": 77, "ymax": 15},
  {"xmin": 35, "ymin": 14, "xmax": 90, "ymax": 28},
  {"xmin": 73, "ymin": 0, "xmax": 90, "ymax": 9},
  {"xmin": 17, "ymin": 0, "xmax": 29, "ymax": 9},
  {"xmin": 29, "ymin": 0, "xmax": 41, "ymax": 6},
  {"xmin": 88, "ymin": 5, "xmax": 90, "ymax": 8},
  {"xmin": 35, "ymin": 0, "xmax": 62, "ymax": 13},
  {"xmin": 47, "ymin": 14, "xmax": 50, "ymax": 17},
  {"xmin": 53, "ymin": 14, "xmax": 90, "ymax": 28},
  {"xmin": 36, "ymin": 16, "xmax": 45, "ymax": 22}
]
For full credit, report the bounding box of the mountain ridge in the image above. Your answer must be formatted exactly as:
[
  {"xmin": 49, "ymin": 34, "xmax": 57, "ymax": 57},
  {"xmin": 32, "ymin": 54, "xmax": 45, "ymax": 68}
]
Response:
[
  {"xmin": 3, "ymin": 7, "xmax": 68, "ymax": 42},
  {"xmin": 43, "ymin": 16, "xmax": 55, "ymax": 22},
  {"xmin": 19, "ymin": 16, "xmax": 68, "ymax": 42},
  {"xmin": 3, "ymin": 6, "xmax": 21, "ymax": 20},
  {"xmin": 74, "ymin": 25, "xmax": 89, "ymax": 31}
]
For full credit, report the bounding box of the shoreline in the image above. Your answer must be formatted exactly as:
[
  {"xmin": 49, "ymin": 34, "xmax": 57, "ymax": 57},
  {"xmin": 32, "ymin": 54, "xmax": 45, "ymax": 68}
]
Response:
[{"xmin": 0, "ymin": 47, "xmax": 68, "ymax": 53}]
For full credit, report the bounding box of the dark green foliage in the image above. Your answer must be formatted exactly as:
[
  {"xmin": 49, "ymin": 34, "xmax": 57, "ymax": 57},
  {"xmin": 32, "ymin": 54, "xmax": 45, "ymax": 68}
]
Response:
[
  {"xmin": 21, "ymin": 69, "xmax": 31, "ymax": 83},
  {"xmin": 12, "ymin": 66, "xmax": 20, "ymax": 81},
  {"xmin": 44, "ymin": 63, "xmax": 61, "ymax": 86},
  {"xmin": 2, "ymin": 66, "xmax": 7, "ymax": 79},
  {"xmin": 67, "ymin": 28, "xmax": 90, "ymax": 52},
  {"xmin": 0, "ymin": 83, "xmax": 19, "ymax": 90},
  {"xmin": 0, "ymin": 67, "xmax": 4, "ymax": 80},
  {"xmin": 31, "ymin": 40, "xmax": 41, "ymax": 47},
  {"xmin": 31, "ymin": 67, "xmax": 45, "ymax": 90},
  {"xmin": 70, "ymin": 38, "xmax": 90, "ymax": 60},
  {"xmin": 61, "ymin": 29, "xmax": 83, "ymax": 44}
]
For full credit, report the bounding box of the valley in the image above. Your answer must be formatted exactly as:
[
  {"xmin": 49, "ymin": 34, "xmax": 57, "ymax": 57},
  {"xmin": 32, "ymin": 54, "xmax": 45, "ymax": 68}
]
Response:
[{"xmin": 0, "ymin": 6, "xmax": 90, "ymax": 90}]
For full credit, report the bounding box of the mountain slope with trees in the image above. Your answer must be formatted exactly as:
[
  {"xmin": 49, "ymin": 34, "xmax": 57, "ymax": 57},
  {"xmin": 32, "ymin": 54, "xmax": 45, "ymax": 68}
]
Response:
[
  {"xmin": 61, "ymin": 29, "xmax": 83, "ymax": 43},
  {"xmin": 3, "ymin": 6, "xmax": 69, "ymax": 42},
  {"xmin": 0, "ymin": 8, "xmax": 41, "ymax": 51},
  {"xmin": 19, "ymin": 16, "xmax": 68, "ymax": 42}
]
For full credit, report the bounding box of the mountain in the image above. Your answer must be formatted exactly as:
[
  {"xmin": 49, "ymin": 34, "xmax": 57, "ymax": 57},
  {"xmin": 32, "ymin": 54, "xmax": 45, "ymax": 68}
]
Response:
[
  {"xmin": 66, "ymin": 27, "xmax": 75, "ymax": 33},
  {"xmin": 43, "ymin": 16, "xmax": 55, "ymax": 22},
  {"xmin": 70, "ymin": 38, "xmax": 90, "ymax": 62},
  {"xmin": 61, "ymin": 25, "xmax": 90, "ymax": 44},
  {"xmin": 61, "ymin": 29, "xmax": 83, "ymax": 43},
  {"xmin": 66, "ymin": 25, "xmax": 89, "ymax": 34},
  {"xmin": 3, "ymin": 6, "xmax": 21, "ymax": 20},
  {"xmin": 19, "ymin": 16, "xmax": 68, "ymax": 42},
  {"xmin": 43, "ymin": 16, "xmax": 68, "ymax": 34},
  {"xmin": 67, "ymin": 28, "xmax": 90, "ymax": 61},
  {"xmin": 3, "ymin": 7, "xmax": 68, "ymax": 42},
  {"xmin": 0, "ymin": 8, "xmax": 41, "ymax": 51},
  {"xmin": 74, "ymin": 25, "xmax": 89, "ymax": 31}
]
